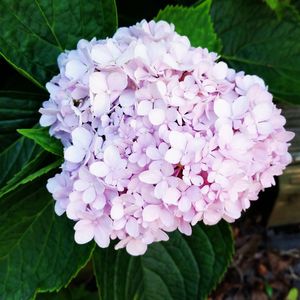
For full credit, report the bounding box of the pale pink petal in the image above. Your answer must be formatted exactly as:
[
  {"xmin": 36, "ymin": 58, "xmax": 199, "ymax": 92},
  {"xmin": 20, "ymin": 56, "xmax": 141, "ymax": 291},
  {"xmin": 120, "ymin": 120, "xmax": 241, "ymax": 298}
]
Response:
[
  {"xmin": 125, "ymin": 218, "xmax": 139, "ymax": 237},
  {"xmin": 111, "ymin": 203, "xmax": 124, "ymax": 220},
  {"xmin": 148, "ymin": 108, "xmax": 165, "ymax": 126},
  {"xmin": 178, "ymin": 197, "xmax": 191, "ymax": 212},
  {"xmin": 253, "ymin": 103, "xmax": 273, "ymax": 122},
  {"xmin": 93, "ymin": 93, "xmax": 110, "ymax": 116},
  {"xmin": 89, "ymin": 72, "xmax": 107, "ymax": 93},
  {"xmin": 119, "ymin": 90, "xmax": 136, "ymax": 107},
  {"xmin": 126, "ymin": 239, "xmax": 147, "ymax": 256},
  {"xmin": 74, "ymin": 221, "xmax": 94, "ymax": 244},
  {"xmin": 65, "ymin": 59, "xmax": 86, "ymax": 80},
  {"xmin": 137, "ymin": 100, "xmax": 152, "ymax": 116},
  {"xmin": 232, "ymin": 96, "xmax": 249, "ymax": 117},
  {"xmin": 91, "ymin": 44, "xmax": 113, "ymax": 65},
  {"xmin": 143, "ymin": 205, "xmax": 161, "ymax": 222},
  {"xmin": 165, "ymin": 148, "xmax": 182, "ymax": 164},
  {"xmin": 73, "ymin": 179, "xmax": 90, "ymax": 192},
  {"xmin": 89, "ymin": 161, "xmax": 110, "ymax": 177},
  {"xmin": 214, "ymin": 98, "xmax": 231, "ymax": 118},
  {"xmin": 104, "ymin": 145, "xmax": 121, "ymax": 167},
  {"xmin": 212, "ymin": 62, "xmax": 228, "ymax": 80},
  {"xmin": 162, "ymin": 187, "xmax": 181, "ymax": 204},
  {"xmin": 169, "ymin": 131, "xmax": 186, "ymax": 150},
  {"xmin": 82, "ymin": 187, "xmax": 96, "ymax": 203},
  {"xmin": 139, "ymin": 170, "xmax": 161, "ymax": 184},
  {"xmin": 107, "ymin": 71, "xmax": 128, "ymax": 91},
  {"xmin": 94, "ymin": 227, "xmax": 110, "ymax": 248}
]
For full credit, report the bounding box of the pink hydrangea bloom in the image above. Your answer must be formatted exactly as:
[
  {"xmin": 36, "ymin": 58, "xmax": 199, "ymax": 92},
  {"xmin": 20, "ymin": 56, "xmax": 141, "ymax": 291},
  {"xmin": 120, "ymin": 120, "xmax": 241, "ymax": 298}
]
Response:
[{"xmin": 40, "ymin": 20, "xmax": 294, "ymax": 256}]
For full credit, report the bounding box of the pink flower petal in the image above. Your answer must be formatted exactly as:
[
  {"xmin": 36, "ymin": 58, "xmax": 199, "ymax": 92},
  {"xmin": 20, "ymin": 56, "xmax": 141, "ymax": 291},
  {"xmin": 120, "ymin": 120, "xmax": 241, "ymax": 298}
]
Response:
[
  {"xmin": 214, "ymin": 98, "xmax": 231, "ymax": 118},
  {"xmin": 82, "ymin": 187, "xmax": 96, "ymax": 203},
  {"xmin": 126, "ymin": 239, "xmax": 147, "ymax": 256},
  {"xmin": 111, "ymin": 203, "xmax": 124, "ymax": 220},
  {"xmin": 139, "ymin": 170, "xmax": 161, "ymax": 184},
  {"xmin": 148, "ymin": 108, "xmax": 165, "ymax": 126},
  {"xmin": 107, "ymin": 71, "xmax": 128, "ymax": 91},
  {"xmin": 165, "ymin": 148, "xmax": 182, "ymax": 164},
  {"xmin": 89, "ymin": 162, "xmax": 110, "ymax": 177},
  {"xmin": 162, "ymin": 187, "xmax": 181, "ymax": 204},
  {"xmin": 119, "ymin": 90, "xmax": 136, "ymax": 107},
  {"xmin": 143, "ymin": 205, "xmax": 161, "ymax": 222}
]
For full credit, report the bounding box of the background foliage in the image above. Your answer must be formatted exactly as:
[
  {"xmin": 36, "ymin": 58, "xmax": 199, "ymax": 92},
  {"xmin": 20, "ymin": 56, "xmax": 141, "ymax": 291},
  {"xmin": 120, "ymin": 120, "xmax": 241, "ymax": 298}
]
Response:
[{"xmin": 0, "ymin": 0, "xmax": 299, "ymax": 299}]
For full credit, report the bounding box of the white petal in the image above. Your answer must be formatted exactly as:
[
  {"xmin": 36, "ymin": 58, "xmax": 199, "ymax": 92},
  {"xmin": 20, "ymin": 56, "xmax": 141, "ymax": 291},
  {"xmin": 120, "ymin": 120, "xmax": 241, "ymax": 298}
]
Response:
[
  {"xmin": 90, "ymin": 161, "xmax": 110, "ymax": 177},
  {"xmin": 126, "ymin": 239, "xmax": 147, "ymax": 256},
  {"xmin": 165, "ymin": 148, "xmax": 182, "ymax": 164},
  {"xmin": 64, "ymin": 146, "xmax": 86, "ymax": 163},
  {"xmin": 139, "ymin": 170, "xmax": 162, "ymax": 184},
  {"xmin": 214, "ymin": 98, "xmax": 231, "ymax": 118},
  {"xmin": 142, "ymin": 205, "xmax": 161, "ymax": 222},
  {"xmin": 148, "ymin": 108, "xmax": 165, "ymax": 126}
]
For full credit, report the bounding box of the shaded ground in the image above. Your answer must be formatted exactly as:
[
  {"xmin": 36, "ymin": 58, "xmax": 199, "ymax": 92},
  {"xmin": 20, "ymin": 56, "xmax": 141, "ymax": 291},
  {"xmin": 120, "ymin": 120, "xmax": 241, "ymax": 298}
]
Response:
[{"xmin": 211, "ymin": 186, "xmax": 300, "ymax": 300}]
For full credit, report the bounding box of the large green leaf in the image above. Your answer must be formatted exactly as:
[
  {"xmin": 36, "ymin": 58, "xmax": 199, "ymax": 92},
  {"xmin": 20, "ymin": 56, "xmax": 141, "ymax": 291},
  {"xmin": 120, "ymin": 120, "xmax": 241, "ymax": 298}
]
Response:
[
  {"xmin": 18, "ymin": 127, "xmax": 63, "ymax": 156},
  {"xmin": 93, "ymin": 221, "xmax": 233, "ymax": 300},
  {"xmin": 0, "ymin": 90, "xmax": 43, "ymax": 151},
  {"xmin": 0, "ymin": 137, "xmax": 42, "ymax": 188},
  {"xmin": 211, "ymin": 0, "xmax": 300, "ymax": 104},
  {"xmin": 0, "ymin": 0, "xmax": 118, "ymax": 87},
  {"xmin": 155, "ymin": 0, "xmax": 222, "ymax": 52},
  {"xmin": 0, "ymin": 183, "xmax": 95, "ymax": 300},
  {"xmin": 0, "ymin": 157, "xmax": 62, "ymax": 198}
]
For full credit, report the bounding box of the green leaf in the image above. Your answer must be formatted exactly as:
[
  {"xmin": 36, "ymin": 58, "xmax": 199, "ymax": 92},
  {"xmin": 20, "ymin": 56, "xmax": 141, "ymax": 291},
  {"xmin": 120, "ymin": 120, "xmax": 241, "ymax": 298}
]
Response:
[
  {"xmin": 36, "ymin": 285, "xmax": 99, "ymax": 300},
  {"xmin": 18, "ymin": 127, "xmax": 63, "ymax": 156},
  {"xmin": 0, "ymin": 0, "xmax": 118, "ymax": 87},
  {"xmin": 0, "ymin": 156, "xmax": 62, "ymax": 198},
  {"xmin": 0, "ymin": 90, "xmax": 43, "ymax": 151},
  {"xmin": 93, "ymin": 221, "xmax": 234, "ymax": 300},
  {"xmin": 0, "ymin": 182, "xmax": 95, "ymax": 300},
  {"xmin": 0, "ymin": 137, "xmax": 42, "ymax": 188},
  {"xmin": 211, "ymin": 0, "xmax": 300, "ymax": 104},
  {"xmin": 155, "ymin": 0, "xmax": 222, "ymax": 52},
  {"xmin": 286, "ymin": 287, "xmax": 299, "ymax": 300}
]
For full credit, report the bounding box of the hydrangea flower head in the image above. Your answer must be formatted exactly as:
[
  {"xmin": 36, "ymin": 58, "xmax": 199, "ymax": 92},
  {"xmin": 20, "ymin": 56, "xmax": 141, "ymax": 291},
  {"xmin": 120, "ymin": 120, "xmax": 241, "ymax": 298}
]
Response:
[{"xmin": 40, "ymin": 20, "xmax": 294, "ymax": 256}]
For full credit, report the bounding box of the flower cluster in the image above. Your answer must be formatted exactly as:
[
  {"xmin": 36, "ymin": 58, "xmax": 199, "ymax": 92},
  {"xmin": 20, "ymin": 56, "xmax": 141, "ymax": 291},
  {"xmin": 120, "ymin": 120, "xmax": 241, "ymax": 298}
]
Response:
[{"xmin": 40, "ymin": 20, "xmax": 294, "ymax": 255}]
